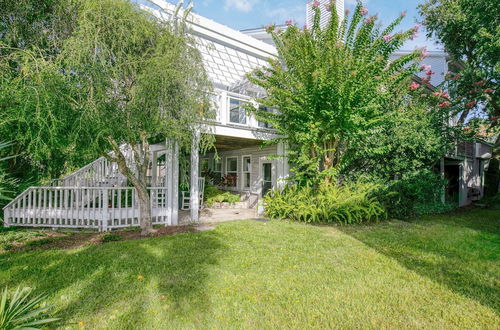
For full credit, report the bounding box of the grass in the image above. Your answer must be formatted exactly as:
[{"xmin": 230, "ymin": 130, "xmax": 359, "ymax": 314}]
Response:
[{"xmin": 0, "ymin": 208, "xmax": 498, "ymax": 328}]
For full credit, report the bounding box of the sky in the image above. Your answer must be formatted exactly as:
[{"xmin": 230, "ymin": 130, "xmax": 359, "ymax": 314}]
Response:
[{"xmin": 188, "ymin": 0, "xmax": 442, "ymax": 51}]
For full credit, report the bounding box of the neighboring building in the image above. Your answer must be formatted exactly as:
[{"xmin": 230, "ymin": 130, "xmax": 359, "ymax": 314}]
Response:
[{"xmin": 2, "ymin": 0, "xmax": 491, "ymax": 230}]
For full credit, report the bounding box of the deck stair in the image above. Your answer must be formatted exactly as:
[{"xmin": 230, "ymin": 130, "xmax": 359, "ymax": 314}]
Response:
[{"xmin": 3, "ymin": 147, "xmax": 174, "ymax": 231}]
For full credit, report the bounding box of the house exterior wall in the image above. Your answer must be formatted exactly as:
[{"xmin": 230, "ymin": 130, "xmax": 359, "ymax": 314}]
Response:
[{"xmin": 202, "ymin": 144, "xmax": 281, "ymax": 196}]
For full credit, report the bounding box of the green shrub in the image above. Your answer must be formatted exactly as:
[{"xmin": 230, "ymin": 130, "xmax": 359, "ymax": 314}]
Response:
[
  {"xmin": 263, "ymin": 182, "xmax": 386, "ymax": 224},
  {"xmin": 0, "ymin": 286, "xmax": 59, "ymax": 329},
  {"xmin": 373, "ymin": 170, "xmax": 454, "ymax": 219},
  {"xmin": 102, "ymin": 233, "xmax": 122, "ymax": 242},
  {"xmin": 204, "ymin": 185, "xmax": 240, "ymax": 207}
]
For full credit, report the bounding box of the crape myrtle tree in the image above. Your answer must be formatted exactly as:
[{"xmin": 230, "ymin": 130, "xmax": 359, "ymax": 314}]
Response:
[
  {"xmin": 419, "ymin": 0, "xmax": 499, "ymax": 142},
  {"xmin": 0, "ymin": 0, "xmax": 214, "ymax": 235},
  {"xmin": 247, "ymin": 0, "xmax": 448, "ymax": 184}
]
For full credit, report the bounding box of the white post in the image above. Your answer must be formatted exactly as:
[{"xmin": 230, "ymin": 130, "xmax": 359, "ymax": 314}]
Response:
[
  {"xmin": 152, "ymin": 151, "xmax": 158, "ymax": 186},
  {"xmin": 190, "ymin": 130, "xmax": 200, "ymax": 223},
  {"xmin": 101, "ymin": 189, "xmax": 109, "ymax": 232},
  {"xmin": 3, "ymin": 208, "xmax": 10, "ymax": 227},
  {"xmin": 172, "ymin": 141, "xmax": 179, "ymax": 225},
  {"xmin": 276, "ymin": 142, "xmax": 289, "ymax": 190},
  {"xmin": 165, "ymin": 140, "xmax": 173, "ymax": 226}
]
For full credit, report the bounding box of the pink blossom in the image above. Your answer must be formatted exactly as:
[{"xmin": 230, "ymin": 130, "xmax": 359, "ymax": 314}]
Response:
[
  {"xmin": 265, "ymin": 24, "xmax": 275, "ymax": 32},
  {"xmin": 364, "ymin": 16, "xmax": 375, "ymax": 24},
  {"xmin": 438, "ymin": 101, "xmax": 451, "ymax": 108},
  {"xmin": 400, "ymin": 10, "xmax": 407, "ymax": 18},
  {"xmin": 303, "ymin": 24, "xmax": 308, "ymax": 30},
  {"xmin": 345, "ymin": 8, "xmax": 351, "ymax": 15},
  {"xmin": 421, "ymin": 48, "xmax": 429, "ymax": 58},
  {"xmin": 451, "ymin": 74, "xmax": 461, "ymax": 81},
  {"xmin": 382, "ymin": 34, "xmax": 392, "ymax": 42},
  {"xmin": 325, "ymin": 3, "xmax": 331, "ymax": 12},
  {"xmin": 466, "ymin": 100, "xmax": 477, "ymax": 108},
  {"xmin": 491, "ymin": 116, "xmax": 500, "ymax": 121},
  {"xmin": 409, "ymin": 81, "xmax": 420, "ymax": 91},
  {"xmin": 426, "ymin": 70, "xmax": 435, "ymax": 76},
  {"xmin": 484, "ymin": 88, "xmax": 493, "ymax": 93},
  {"xmin": 360, "ymin": 7, "xmax": 368, "ymax": 15},
  {"xmin": 312, "ymin": 0, "xmax": 320, "ymax": 8},
  {"xmin": 433, "ymin": 91, "xmax": 442, "ymax": 97},
  {"xmin": 442, "ymin": 91, "xmax": 450, "ymax": 99},
  {"xmin": 285, "ymin": 19, "xmax": 292, "ymax": 26},
  {"xmin": 421, "ymin": 64, "xmax": 431, "ymax": 71},
  {"xmin": 409, "ymin": 24, "xmax": 421, "ymax": 40},
  {"xmin": 474, "ymin": 80, "xmax": 485, "ymax": 86}
]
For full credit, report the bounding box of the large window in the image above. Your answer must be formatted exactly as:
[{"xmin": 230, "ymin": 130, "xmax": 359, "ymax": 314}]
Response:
[
  {"xmin": 258, "ymin": 106, "xmax": 274, "ymax": 129},
  {"xmin": 229, "ymin": 98, "xmax": 247, "ymax": 125},
  {"xmin": 225, "ymin": 157, "xmax": 238, "ymax": 187},
  {"xmin": 214, "ymin": 158, "xmax": 222, "ymax": 183},
  {"xmin": 242, "ymin": 156, "xmax": 251, "ymax": 189}
]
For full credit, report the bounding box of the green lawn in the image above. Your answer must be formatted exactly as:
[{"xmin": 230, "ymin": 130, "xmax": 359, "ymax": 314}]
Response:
[{"xmin": 0, "ymin": 208, "xmax": 499, "ymax": 329}]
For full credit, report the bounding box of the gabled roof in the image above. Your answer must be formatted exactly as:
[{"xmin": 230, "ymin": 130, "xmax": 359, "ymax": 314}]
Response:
[{"xmin": 140, "ymin": 0, "xmax": 276, "ymax": 89}]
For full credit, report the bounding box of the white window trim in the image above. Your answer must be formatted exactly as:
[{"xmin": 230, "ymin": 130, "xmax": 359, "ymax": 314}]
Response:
[
  {"xmin": 228, "ymin": 97, "xmax": 250, "ymax": 126},
  {"xmin": 225, "ymin": 156, "xmax": 239, "ymax": 188},
  {"xmin": 241, "ymin": 155, "xmax": 252, "ymax": 191}
]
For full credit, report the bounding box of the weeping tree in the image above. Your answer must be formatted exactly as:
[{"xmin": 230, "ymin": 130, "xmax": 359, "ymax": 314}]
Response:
[
  {"xmin": 248, "ymin": 1, "xmax": 438, "ymax": 184},
  {"xmin": 1, "ymin": 0, "xmax": 214, "ymax": 235}
]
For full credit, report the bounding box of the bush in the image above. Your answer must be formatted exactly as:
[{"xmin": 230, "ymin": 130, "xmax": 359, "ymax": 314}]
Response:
[
  {"xmin": 263, "ymin": 183, "xmax": 386, "ymax": 224},
  {"xmin": 373, "ymin": 170, "xmax": 455, "ymax": 219},
  {"xmin": 0, "ymin": 286, "xmax": 59, "ymax": 329},
  {"xmin": 204, "ymin": 185, "xmax": 240, "ymax": 207},
  {"xmin": 102, "ymin": 233, "xmax": 122, "ymax": 242}
]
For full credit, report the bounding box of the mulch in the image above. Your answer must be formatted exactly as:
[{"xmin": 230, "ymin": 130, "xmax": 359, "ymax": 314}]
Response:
[{"xmin": 3, "ymin": 225, "xmax": 199, "ymax": 253}]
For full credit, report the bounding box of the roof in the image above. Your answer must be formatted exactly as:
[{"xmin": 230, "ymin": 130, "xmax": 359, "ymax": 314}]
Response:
[{"xmin": 140, "ymin": 0, "xmax": 276, "ymax": 90}]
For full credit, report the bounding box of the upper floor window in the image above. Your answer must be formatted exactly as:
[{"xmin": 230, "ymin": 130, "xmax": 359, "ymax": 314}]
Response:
[
  {"xmin": 258, "ymin": 106, "xmax": 274, "ymax": 129},
  {"xmin": 229, "ymin": 98, "xmax": 247, "ymax": 125}
]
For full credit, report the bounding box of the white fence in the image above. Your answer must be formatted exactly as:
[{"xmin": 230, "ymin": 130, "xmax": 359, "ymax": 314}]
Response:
[{"xmin": 3, "ymin": 187, "xmax": 171, "ymax": 231}]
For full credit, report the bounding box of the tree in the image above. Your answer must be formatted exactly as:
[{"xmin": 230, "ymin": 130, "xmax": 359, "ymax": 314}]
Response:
[
  {"xmin": 419, "ymin": 0, "xmax": 499, "ymax": 146},
  {"xmin": 248, "ymin": 1, "xmax": 439, "ymax": 184},
  {"xmin": 0, "ymin": 0, "xmax": 213, "ymax": 235}
]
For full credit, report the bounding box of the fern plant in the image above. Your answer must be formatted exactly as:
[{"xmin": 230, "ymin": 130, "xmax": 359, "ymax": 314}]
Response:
[
  {"xmin": 0, "ymin": 287, "xmax": 59, "ymax": 329},
  {"xmin": 263, "ymin": 182, "xmax": 386, "ymax": 224}
]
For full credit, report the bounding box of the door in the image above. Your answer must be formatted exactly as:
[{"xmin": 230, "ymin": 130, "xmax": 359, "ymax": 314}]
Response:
[{"xmin": 262, "ymin": 163, "xmax": 273, "ymax": 196}]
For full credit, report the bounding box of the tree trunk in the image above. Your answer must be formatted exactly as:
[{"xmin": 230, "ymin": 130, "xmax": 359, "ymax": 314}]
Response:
[
  {"xmin": 106, "ymin": 137, "xmax": 154, "ymax": 236},
  {"xmin": 136, "ymin": 183, "xmax": 154, "ymax": 236}
]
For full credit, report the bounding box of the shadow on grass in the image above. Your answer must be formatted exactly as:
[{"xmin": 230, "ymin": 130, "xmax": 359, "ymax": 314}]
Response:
[
  {"xmin": 338, "ymin": 208, "xmax": 500, "ymax": 315},
  {"xmin": 0, "ymin": 229, "xmax": 225, "ymax": 327}
]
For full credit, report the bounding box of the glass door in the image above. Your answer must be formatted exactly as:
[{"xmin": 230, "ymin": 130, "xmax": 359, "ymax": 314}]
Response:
[{"xmin": 262, "ymin": 163, "xmax": 273, "ymax": 196}]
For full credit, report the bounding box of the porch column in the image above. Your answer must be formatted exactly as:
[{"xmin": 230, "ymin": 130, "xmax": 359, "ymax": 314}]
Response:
[
  {"xmin": 151, "ymin": 151, "xmax": 158, "ymax": 186},
  {"xmin": 165, "ymin": 139, "xmax": 179, "ymax": 225},
  {"xmin": 172, "ymin": 141, "xmax": 179, "ymax": 225},
  {"xmin": 276, "ymin": 142, "xmax": 289, "ymax": 190},
  {"xmin": 190, "ymin": 129, "xmax": 200, "ymax": 222}
]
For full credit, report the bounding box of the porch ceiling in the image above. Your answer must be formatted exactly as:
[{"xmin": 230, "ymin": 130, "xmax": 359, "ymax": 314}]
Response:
[{"xmin": 213, "ymin": 135, "xmax": 263, "ymax": 151}]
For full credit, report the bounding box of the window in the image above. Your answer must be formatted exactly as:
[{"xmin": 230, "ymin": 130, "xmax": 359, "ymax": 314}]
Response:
[
  {"xmin": 200, "ymin": 159, "xmax": 210, "ymax": 173},
  {"xmin": 225, "ymin": 157, "xmax": 238, "ymax": 187},
  {"xmin": 242, "ymin": 156, "xmax": 251, "ymax": 189},
  {"xmin": 214, "ymin": 158, "xmax": 222, "ymax": 183},
  {"xmin": 229, "ymin": 98, "xmax": 247, "ymax": 125},
  {"xmin": 258, "ymin": 106, "xmax": 273, "ymax": 128}
]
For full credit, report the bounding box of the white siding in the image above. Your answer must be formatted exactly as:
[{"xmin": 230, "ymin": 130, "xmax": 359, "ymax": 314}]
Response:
[{"xmin": 306, "ymin": 0, "xmax": 344, "ymax": 29}]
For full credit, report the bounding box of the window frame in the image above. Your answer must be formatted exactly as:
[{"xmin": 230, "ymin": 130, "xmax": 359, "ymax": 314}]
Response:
[
  {"xmin": 241, "ymin": 155, "xmax": 252, "ymax": 190},
  {"xmin": 228, "ymin": 97, "xmax": 249, "ymax": 126},
  {"xmin": 225, "ymin": 156, "xmax": 239, "ymax": 188}
]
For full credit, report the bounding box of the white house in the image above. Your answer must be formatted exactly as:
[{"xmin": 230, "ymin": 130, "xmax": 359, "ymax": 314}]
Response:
[{"xmin": 2, "ymin": 0, "xmax": 491, "ymax": 231}]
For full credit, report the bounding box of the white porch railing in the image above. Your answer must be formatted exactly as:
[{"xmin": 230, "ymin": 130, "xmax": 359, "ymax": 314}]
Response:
[
  {"xmin": 3, "ymin": 187, "xmax": 170, "ymax": 231},
  {"xmin": 50, "ymin": 157, "xmax": 126, "ymax": 187}
]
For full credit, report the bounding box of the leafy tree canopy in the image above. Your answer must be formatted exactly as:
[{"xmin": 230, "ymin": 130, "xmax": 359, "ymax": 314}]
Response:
[
  {"xmin": 248, "ymin": 1, "xmax": 454, "ymax": 184},
  {"xmin": 419, "ymin": 0, "xmax": 499, "ymax": 145}
]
